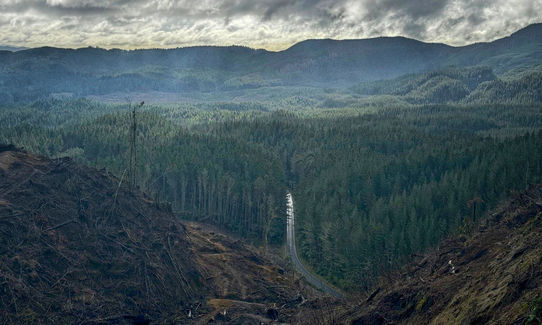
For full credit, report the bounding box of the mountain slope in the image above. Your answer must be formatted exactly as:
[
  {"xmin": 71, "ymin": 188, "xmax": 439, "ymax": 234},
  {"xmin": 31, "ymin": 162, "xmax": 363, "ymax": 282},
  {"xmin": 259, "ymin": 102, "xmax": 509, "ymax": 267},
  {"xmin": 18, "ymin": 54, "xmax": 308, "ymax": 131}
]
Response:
[
  {"xmin": 465, "ymin": 70, "xmax": 542, "ymax": 104},
  {"xmin": 0, "ymin": 145, "xmax": 318, "ymax": 324},
  {"xmin": 0, "ymin": 144, "xmax": 202, "ymax": 323},
  {"xmin": 350, "ymin": 64, "xmax": 542, "ymax": 104},
  {"xmin": 1, "ymin": 24, "xmax": 541, "ymax": 102},
  {"xmin": 267, "ymin": 36, "xmax": 451, "ymax": 86},
  {"xmin": 339, "ymin": 185, "xmax": 542, "ymax": 324},
  {"xmin": 351, "ymin": 66, "xmax": 497, "ymax": 103},
  {"xmin": 449, "ymin": 23, "xmax": 542, "ymax": 74}
]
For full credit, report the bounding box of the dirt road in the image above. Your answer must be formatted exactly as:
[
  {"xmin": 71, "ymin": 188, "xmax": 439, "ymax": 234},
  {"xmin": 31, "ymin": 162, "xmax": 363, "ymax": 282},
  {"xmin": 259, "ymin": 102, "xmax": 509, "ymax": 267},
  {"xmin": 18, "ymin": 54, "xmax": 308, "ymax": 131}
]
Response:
[{"xmin": 286, "ymin": 193, "xmax": 344, "ymax": 298}]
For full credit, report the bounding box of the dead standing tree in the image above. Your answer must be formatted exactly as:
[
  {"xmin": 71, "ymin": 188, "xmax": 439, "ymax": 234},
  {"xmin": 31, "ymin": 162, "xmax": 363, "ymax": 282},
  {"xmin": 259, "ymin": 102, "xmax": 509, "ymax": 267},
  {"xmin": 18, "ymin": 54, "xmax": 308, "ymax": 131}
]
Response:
[
  {"xmin": 128, "ymin": 101, "xmax": 144, "ymax": 190},
  {"xmin": 467, "ymin": 196, "xmax": 484, "ymax": 221}
]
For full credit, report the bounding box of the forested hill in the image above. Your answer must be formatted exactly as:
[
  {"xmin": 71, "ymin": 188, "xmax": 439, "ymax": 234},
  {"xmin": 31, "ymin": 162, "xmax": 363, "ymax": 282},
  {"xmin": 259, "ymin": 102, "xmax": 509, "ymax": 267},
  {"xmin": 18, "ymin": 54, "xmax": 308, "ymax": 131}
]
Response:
[
  {"xmin": 350, "ymin": 66, "xmax": 542, "ymax": 104},
  {"xmin": 336, "ymin": 185, "xmax": 542, "ymax": 324},
  {"xmin": 1, "ymin": 23, "xmax": 541, "ymax": 103}
]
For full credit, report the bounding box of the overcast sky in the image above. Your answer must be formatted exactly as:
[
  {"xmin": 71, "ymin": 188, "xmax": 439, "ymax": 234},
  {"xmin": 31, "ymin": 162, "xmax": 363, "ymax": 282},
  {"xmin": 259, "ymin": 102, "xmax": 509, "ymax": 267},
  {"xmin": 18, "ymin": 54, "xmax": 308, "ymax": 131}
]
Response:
[{"xmin": 0, "ymin": 0, "xmax": 541, "ymax": 50}]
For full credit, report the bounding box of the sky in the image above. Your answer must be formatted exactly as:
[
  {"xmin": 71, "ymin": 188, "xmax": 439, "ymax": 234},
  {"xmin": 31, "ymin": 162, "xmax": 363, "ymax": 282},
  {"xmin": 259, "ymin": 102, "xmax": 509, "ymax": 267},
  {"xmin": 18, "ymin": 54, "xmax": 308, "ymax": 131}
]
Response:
[{"xmin": 0, "ymin": 0, "xmax": 541, "ymax": 51}]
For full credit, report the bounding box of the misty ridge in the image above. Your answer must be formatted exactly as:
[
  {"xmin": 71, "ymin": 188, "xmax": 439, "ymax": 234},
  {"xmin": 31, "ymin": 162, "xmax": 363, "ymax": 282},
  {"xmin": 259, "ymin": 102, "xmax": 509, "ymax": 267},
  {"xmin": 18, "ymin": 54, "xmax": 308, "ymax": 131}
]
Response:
[{"xmin": 1, "ymin": 23, "xmax": 541, "ymax": 105}]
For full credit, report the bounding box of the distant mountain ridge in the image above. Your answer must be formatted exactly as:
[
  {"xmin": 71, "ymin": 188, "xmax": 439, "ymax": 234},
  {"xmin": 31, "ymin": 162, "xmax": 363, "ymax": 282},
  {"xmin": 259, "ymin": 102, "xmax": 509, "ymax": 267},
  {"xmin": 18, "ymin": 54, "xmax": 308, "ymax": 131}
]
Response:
[
  {"xmin": 0, "ymin": 45, "xmax": 28, "ymax": 52},
  {"xmin": 1, "ymin": 23, "xmax": 541, "ymax": 103}
]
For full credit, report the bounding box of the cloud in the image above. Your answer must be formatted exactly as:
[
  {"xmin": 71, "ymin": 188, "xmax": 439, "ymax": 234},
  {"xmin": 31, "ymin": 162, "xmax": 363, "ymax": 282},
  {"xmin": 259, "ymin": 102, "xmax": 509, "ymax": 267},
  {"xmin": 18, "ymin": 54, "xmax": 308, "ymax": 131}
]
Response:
[{"xmin": 0, "ymin": 0, "xmax": 540, "ymax": 50}]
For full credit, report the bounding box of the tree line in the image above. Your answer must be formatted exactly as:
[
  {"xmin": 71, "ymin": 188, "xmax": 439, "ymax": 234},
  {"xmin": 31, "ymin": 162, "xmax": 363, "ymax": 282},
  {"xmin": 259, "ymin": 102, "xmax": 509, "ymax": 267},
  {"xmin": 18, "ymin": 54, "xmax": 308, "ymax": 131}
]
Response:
[{"xmin": 1, "ymin": 99, "xmax": 542, "ymax": 290}]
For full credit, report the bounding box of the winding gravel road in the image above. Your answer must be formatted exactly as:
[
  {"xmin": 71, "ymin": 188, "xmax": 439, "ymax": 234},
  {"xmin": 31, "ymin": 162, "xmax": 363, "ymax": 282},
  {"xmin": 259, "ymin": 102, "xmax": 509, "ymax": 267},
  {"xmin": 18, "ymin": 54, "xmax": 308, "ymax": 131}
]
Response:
[{"xmin": 286, "ymin": 193, "xmax": 344, "ymax": 299}]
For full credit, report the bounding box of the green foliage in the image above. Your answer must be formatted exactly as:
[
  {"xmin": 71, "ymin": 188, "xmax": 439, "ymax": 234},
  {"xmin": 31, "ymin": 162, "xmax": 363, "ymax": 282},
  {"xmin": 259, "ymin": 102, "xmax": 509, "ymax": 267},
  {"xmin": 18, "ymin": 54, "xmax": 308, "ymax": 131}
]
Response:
[
  {"xmin": 1, "ymin": 22, "xmax": 542, "ymax": 295},
  {"xmin": 0, "ymin": 100, "xmax": 285, "ymax": 244},
  {"xmin": 351, "ymin": 66, "xmax": 496, "ymax": 104},
  {"xmin": 416, "ymin": 295, "xmax": 428, "ymax": 312},
  {"xmin": 2, "ymin": 98, "xmax": 542, "ymax": 292},
  {"xmin": 352, "ymin": 66, "xmax": 495, "ymax": 96},
  {"xmin": 351, "ymin": 66, "xmax": 542, "ymax": 105},
  {"xmin": 1, "ymin": 24, "xmax": 541, "ymax": 104},
  {"xmin": 465, "ymin": 71, "xmax": 542, "ymax": 104},
  {"xmin": 526, "ymin": 296, "xmax": 542, "ymax": 324},
  {"xmin": 199, "ymin": 103, "xmax": 542, "ymax": 290}
]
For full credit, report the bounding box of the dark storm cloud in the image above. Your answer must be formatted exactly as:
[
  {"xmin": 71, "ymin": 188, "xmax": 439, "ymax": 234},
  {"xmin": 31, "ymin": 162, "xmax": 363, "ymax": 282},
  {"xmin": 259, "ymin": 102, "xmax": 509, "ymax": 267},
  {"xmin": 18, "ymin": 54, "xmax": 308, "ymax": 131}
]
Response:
[
  {"xmin": 1, "ymin": 0, "xmax": 116, "ymax": 16},
  {"xmin": 219, "ymin": 0, "xmax": 344, "ymax": 21},
  {"xmin": 0, "ymin": 0, "xmax": 540, "ymax": 49},
  {"xmin": 361, "ymin": 0, "xmax": 447, "ymax": 22}
]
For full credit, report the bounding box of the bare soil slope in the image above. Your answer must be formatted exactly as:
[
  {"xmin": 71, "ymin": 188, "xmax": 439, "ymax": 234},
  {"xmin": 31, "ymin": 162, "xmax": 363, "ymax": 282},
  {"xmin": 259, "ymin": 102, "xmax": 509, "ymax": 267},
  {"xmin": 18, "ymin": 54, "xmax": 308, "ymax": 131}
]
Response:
[
  {"xmin": 0, "ymin": 145, "xmax": 204, "ymax": 323},
  {"xmin": 185, "ymin": 222, "xmax": 324, "ymax": 324},
  {"xmin": 0, "ymin": 145, "xmax": 321, "ymax": 324},
  {"xmin": 343, "ymin": 185, "xmax": 542, "ymax": 325}
]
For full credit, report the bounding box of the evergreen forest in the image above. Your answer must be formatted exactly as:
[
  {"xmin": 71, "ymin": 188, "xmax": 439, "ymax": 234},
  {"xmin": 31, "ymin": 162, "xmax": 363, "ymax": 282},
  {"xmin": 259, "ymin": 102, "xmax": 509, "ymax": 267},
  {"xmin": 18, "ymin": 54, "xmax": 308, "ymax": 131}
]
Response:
[{"xmin": 2, "ymin": 96, "xmax": 542, "ymax": 291}]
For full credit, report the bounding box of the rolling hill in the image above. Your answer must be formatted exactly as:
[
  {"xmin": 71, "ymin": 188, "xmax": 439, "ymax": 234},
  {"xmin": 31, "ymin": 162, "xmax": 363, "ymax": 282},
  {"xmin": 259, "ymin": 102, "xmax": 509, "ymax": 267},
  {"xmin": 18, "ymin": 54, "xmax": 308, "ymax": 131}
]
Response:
[
  {"xmin": 350, "ymin": 65, "xmax": 542, "ymax": 104},
  {"xmin": 1, "ymin": 23, "xmax": 541, "ymax": 103}
]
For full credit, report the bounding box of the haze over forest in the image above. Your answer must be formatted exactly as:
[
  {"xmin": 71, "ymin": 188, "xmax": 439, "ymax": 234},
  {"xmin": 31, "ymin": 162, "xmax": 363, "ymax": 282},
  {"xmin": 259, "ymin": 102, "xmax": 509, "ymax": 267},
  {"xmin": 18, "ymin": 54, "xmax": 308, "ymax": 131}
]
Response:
[{"xmin": 1, "ymin": 1, "xmax": 542, "ymax": 324}]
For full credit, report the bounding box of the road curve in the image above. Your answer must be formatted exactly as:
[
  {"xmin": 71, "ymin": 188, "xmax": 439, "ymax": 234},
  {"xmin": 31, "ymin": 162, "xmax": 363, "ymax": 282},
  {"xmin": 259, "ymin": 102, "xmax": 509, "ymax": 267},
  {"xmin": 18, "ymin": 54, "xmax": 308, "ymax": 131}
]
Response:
[{"xmin": 286, "ymin": 193, "xmax": 344, "ymax": 299}]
